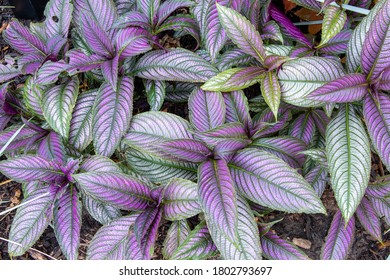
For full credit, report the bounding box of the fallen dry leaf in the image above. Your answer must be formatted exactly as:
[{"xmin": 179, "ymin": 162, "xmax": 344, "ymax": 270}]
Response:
[{"xmin": 292, "ymin": 237, "xmax": 312, "ymax": 249}]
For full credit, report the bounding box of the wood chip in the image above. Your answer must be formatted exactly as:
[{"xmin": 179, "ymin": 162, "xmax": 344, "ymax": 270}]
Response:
[{"xmin": 292, "ymin": 238, "xmax": 312, "ymax": 249}]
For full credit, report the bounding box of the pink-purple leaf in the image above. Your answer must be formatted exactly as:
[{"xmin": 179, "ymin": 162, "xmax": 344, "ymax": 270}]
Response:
[
  {"xmin": 73, "ymin": 171, "xmax": 153, "ymax": 211},
  {"xmin": 251, "ymin": 136, "xmax": 307, "ymax": 169},
  {"xmin": 202, "ymin": 67, "xmax": 264, "ymax": 92},
  {"xmin": 305, "ymin": 165, "xmax": 327, "ymax": 197},
  {"xmin": 363, "ymin": 92, "xmax": 390, "ymax": 171},
  {"xmin": 115, "ymin": 27, "xmax": 152, "ymax": 59},
  {"xmin": 80, "ymin": 14, "xmax": 114, "ymax": 57},
  {"xmin": 196, "ymin": 122, "xmax": 249, "ymax": 148},
  {"xmin": 213, "ymin": 139, "xmax": 249, "ymax": 162},
  {"xmin": 80, "ymin": 155, "xmax": 121, "ymax": 173},
  {"xmin": 216, "ymin": 3, "xmax": 266, "ymax": 64},
  {"xmin": 137, "ymin": 0, "xmax": 159, "ymax": 25},
  {"xmin": 0, "ymin": 63, "xmax": 20, "ymax": 83},
  {"xmin": 87, "ymin": 214, "xmax": 138, "ymax": 260},
  {"xmin": 288, "ymin": 112, "xmax": 316, "ymax": 146},
  {"xmin": 134, "ymin": 48, "xmax": 218, "ymax": 82},
  {"xmin": 366, "ymin": 176, "xmax": 390, "ymax": 199},
  {"xmin": 157, "ymin": 0, "xmax": 194, "ymax": 25},
  {"xmin": 318, "ymin": 29, "xmax": 352, "ymax": 54},
  {"xmin": 260, "ymin": 231, "xmax": 309, "ymax": 260},
  {"xmin": 41, "ymin": 77, "xmax": 79, "ymax": 138},
  {"xmin": 311, "ymin": 109, "xmax": 330, "ymax": 137},
  {"xmin": 188, "ymin": 87, "xmax": 226, "ymax": 132},
  {"xmin": 216, "ymin": 48, "xmax": 256, "ymax": 71},
  {"xmin": 229, "ymin": 148, "xmax": 326, "ymax": 214},
  {"xmin": 101, "ymin": 55, "xmax": 119, "ymax": 91},
  {"xmin": 92, "ymin": 77, "xmax": 133, "ymax": 157},
  {"xmin": 355, "ymin": 197, "xmax": 382, "ymax": 242},
  {"xmin": 43, "ymin": 0, "xmax": 73, "ymax": 38},
  {"xmin": 321, "ymin": 210, "xmax": 355, "ymax": 260},
  {"xmin": 162, "ymin": 220, "xmax": 191, "ymax": 260},
  {"xmin": 53, "ymin": 186, "xmax": 82, "ymax": 260},
  {"xmin": 37, "ymin": 131, "xmax": 66, "ymax": 164},
  {"xmin": 66, "ymin": 50, "xmax": 106, "ymax": 75},
  {"xmin": 370, "ymin": 197, "xmax": 390, "ymax": 227},
  {"xmin": 223, "ymin": 90, "xmax": 251, "ymax": 129},
  {"xmin": 3, "ymin": 19, "xmax": 46, "ymax": 55},
  {"xmin": 361, "ymin": 0, "xmax": 390, "ymax": 80},
  {"xmin": 134, "ymin": 207, "xmax": 159, "ymax": 244},
  {"xmin": 380, "ymin": 67, "xmax": 390, "ymax": 90},
  {"xmin": 162, "ymin": 178, "xmax": 201, "ymax": 220},
  {"xmin": 198, "ymin": 159, "xmax": 239, "ymax": 246},
  {"xmin": 35, "ymin": 60, "xmax": 69, "ymax": 85},
  {"xmin": 114, "ymin": 11, "xmax": 150, "ymax": 29},
  {"xmin": 69, "ymin": 89, "xmax": 98, "ymax": 152},
  {"xmin": 82, "ymin": 194, "xmax": 121, "ymax": 225},
  {"xmin": 0, "ymin": 155, "xmax": 63, "ymax": 183},
  {"xmin": 0, "ymin": 125, "xmax": 46, "ymax": 152},
  {"xmin": 208, "ymin": 194, "xmax": 262, "ymax": 260},
  {"xmin": 155, "ymin": 139, "xmax": 210, "ymax": 163},
  {"xmin": 307, "ymin": 74, "xmax": 368, "ymax": 103},
  {"xmin": 8, "ymin": 188, "xmax": 53, "ymax": 257},
  {"xmin": 170, "ymin": 221, "xmax": 218, "ymax": 260}
]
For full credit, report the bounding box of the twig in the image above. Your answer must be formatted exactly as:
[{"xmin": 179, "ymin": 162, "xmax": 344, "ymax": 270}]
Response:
[
  {"xmin": 0, "ymin": 237, "xmax": 58, "ymax": 260},
  {"xmin": 314, "ymin": 0, "xmax": 370, "ymax": 15},
  {"xmin": 0, "ymin": 192, "xmax": 50, "ymax": 216},
  {"xmin": 0, "ymin": 179, "xmax": 13, "ymax": 187}
]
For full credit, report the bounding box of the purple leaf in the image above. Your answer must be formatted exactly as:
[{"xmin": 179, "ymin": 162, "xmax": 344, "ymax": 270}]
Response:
[
  {"xmin": 380, "ymin": 67, "xmax": 390, "ymax": 90},
  {"xmin": 41, "ymin": 77, "xmax": 79, "ymax": 138},
  {"xmin": 188, "ymin": 87, "xmax": 226, "ymax": 132},
  {"xmin": 18, "ymin": 53, "xmax": 44, "ymax": 75},
  {"xmin": 115, "ymin": 27, "xmax": 152, "ymax": 59},
  {"xmin": 92, "ymin": 77, "xmax": 133, "ymax": 157},
  {"xmin": 356, "ymin": 197, "xmax": 382, "ymax": 242},
  {"xmin": 155, "ymin": 139, "xmax": 210, "ymax": 163},
  {"xmin": 0, "ymin": 155, "xmax": 64, "ymax": 183},
  {"xmin": 82, "ymin": 194, "xmax": 122, "ymax": 225},
  {"xmin": 193, "ymin": 0, "xmax": 228, "ymax": 62},
  {"xmin": 251, "ymin": 136, "xmax": 307, "ymax": 169},
  {"xmin": 0, "ymin": 63, "xmax": 20, "ymax": 83},
  {"xmin": 370, "ymin": 197, "xmax": 390, "ymax": 227},
  {"xmin": 261, "ymin": 20, "xmax": 283, "ymax": 43},
  {"xmin": 229, "ymin": 148, "xmax": 326, "ymax": 214},
  {"xmin": 87, "ymin": 214, "xmax": 138, "ymax": 260},
  {"xmin": 366, "ymin": 176, "xmax": 390, "ymax": 199},
  {"xmin": 208, "ymin": 194, "xmax": 262, "ymax": 260},
  {"xmin": 223, "ymin": 90, "xmax": 251, "ymax": 129},
  {"xmin": 114, "ymin": 11, "xmax": 150, "ymax": 29},
  {"xmin": 155, "ymin": 15, "xmax": 200, "ymax": 45},
  {"xmin": 216, "ymin": 48, "xmax": 256, "ymax": 71},
  {"xmin": 43, "ymin": 0, "xmax": 73, "ymax": 38},
  {"xmin": 101, "ymin": 56, "xmax": 119, "ymax": 91},
  {"xmin": 201, "ymin": 67, "xmax": 264, "ymax": 92},
  {"xmin": 251, "ymin": 107, "xmax": 291, "ymax": 138},
  {"xmin": 305, "ymin": 165, "xmax": 327, "ymax": 197},
  {"xmin": 361, "ymin": 0, "xmax": 390, "ymax": 80},
  {"xmin": 137, "ymin": 0, "xmax": 159, "ymax": 25},
  {"xmin": 198, "ymin": 159, "xmax": 239, "ymax": 245},
  {"xmin": 35, "ymin": 60, "xmax": 69, "ymax": 85},
  {"xmin": 80, "ymin": 155, "xmax": 121, "ymax": 173},
  {"xmin": 213, "ymin": 139, "xmax": 249, "ymax": 162},
  {"xmin": 134, "ymin": 48, "xmax": 218, "ymax": 82},
  {"xmin": 321, "ymin": 210, "xmax": 355, "ymax": 260},
  {"xmin": 8, "ymin": 188, "xmax": 53, "ymax": 257},
  {"xmin": 162, "ymin": 220, "xmax": 191, "ymax": 259},
  {"xmin": 53, "ymin": 186, "xmax": 82, "ymax": 260},
  {"xmin": 363, "ymin": 92, "xmax": 390, "ymax": 171},
  {"xmin": 45, "ymin": 35, "xmax": 67, "ymax": 57},
  {"xmin": 37, "ymin": 131, "xmax": 66, "ymax": 164},
  {"xmin": 157, "ymin": 0, "xmax": 193, "ymax": 24},
  {"xmin": 3, "ymin": 19, "xmax": 46, "ymax": 55},
  {"xmin": 307, "ymin": 74, "xmax": 368, "ymax": 103},
  {"xmin": 73, "ymin": 0, "xmax": 117, "ymax": 32},
  {"xmin": 73, "ymin": 171, "xmax": 153, "ymax": 211},
  {"xmin": 318, "ymin": 29, "xmax": 352, "ymax": 54},
  {"xmin": 311, "ymin": 109, "xmax": 330, "ymax": 138},
  {"xmin": 128, "ymin": 208, "xmax": 162, "ymax": 259},
  {"xmin": 269, "ymin": 3, "xmax": 311, "ymax": 47},
  {"xmin": 0, "ymin": 124, "xmax": 46, "ymax": 152},
  {"xmin": 69, "ymin": 89, "xmax": 98, "ymax": 152},
  {"xmin": 260, "ymin": 231, "xmax": 309, "ymax": 260},
  {"xmin": 80, "ymin": 14, "xmax": 114, "ymax": 57},
  {"xmin": 134, "ymin": 207, "xmax": 159, "ymax": 244},
  {"xmin": 66, "ymin": 50, "xmax": 106, "ymax": 75},
  {"xmin": 346, "ymin": 0, "xmax": 385, "ymax": 73},
  {"xmin": 288, "ymin": 112, "xmax": 316, "ymax": 145},
  {"xmin": 196, "ymin": 122, "xmax": 249, "ymax": 148},
  {"xmin": 170, "ymin": 221, "xmax": 218, "ymax": 260},
  {"xmin": 162, "ymin": 178, "xmax": 201, "ymax": 221},
  {"xmin": 216, "ymin": 4, "xmax": 266, "ymax": 64}
]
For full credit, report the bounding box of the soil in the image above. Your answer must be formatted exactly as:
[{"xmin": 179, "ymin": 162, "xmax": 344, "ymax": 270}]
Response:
[{"xmin": 0, "ymin": 0, "xmax": 389, "ymax": 261}]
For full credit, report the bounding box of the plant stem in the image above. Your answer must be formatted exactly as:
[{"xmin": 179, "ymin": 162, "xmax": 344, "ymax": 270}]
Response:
[{"xmin": 314, "ymin": 0, "xmax": 370, "ymax": 15}]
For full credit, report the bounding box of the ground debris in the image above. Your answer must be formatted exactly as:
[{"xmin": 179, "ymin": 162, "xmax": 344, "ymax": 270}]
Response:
[{"xmin": 292, "ymin": 238, "xmax": 312, "ymax": 250}]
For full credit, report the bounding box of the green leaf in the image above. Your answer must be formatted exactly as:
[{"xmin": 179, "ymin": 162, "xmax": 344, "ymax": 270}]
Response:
[
  {"xmin": 260, "ymin": 71, "xmax": 281, "ymax": 120},
  {"xmin": 319, "ymin": 6, "xmax": 347, "ymax": 47},
  {"xmin": 326, "ymin": 104, "xmax": 371, "ymax": 223}
]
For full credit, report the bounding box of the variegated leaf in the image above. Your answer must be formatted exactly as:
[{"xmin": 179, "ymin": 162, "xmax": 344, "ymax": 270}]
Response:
[
  {"xmin": 162, "ymin": 220, "xmax": 191, "ymax": 259},
  {"xmin": 319, "ymin": 6, "xmax": 347, "ymax": 47}
]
